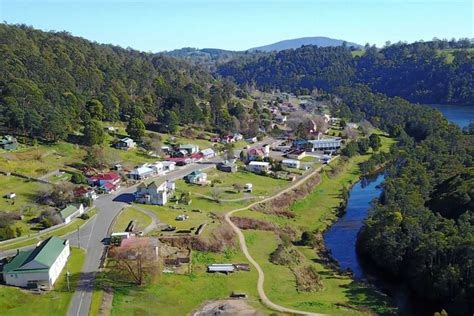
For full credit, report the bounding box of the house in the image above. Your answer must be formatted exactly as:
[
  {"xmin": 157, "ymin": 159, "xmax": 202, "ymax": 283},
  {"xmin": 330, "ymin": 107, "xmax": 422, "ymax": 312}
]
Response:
[
  {"xmin": 217, "ymin": 161, "xmax": 237, "ymax": 173},
  {"xmin": 2, "ymin": 237, "xmax": 70, "ymax": 289},
  {"xmin": 275, "ymin": 115, "xmax": 287, "ymax": 123},
  {"xmin": 282, "ymin": 159, "xmax": 301, "ymax": 169},
  {"xmin": 190, "ymin": 153, "xmax": 204, "ymax": 162},
  {"xmin": 247, "ymin": 161, "xmax": 270, "ymax": 174},
  {"xmin": 0, "ymin": 135, "xmax": 17, "ymax": 151},
  {"xmin": 292, "ymin": 139, "xmax": 341, "ymax": 152},
  {"xmin": 233, "ymin": 133, "xmax": 243, "ymax": 141},
  {"xmin": 178, "ymin": 144, "xmax": 199, "ymax": 155},
  {"xmin": 161, "ymin": 161, "xmax": 176, "ymax": 172},
  {"xmin": 285, "ymin": 149, "xmax": 306, "ymax": 160},
  {"xmin": 149, "ymin": 161, "xmax": 164, "ymax": 174},
  {"xmin": 201, "ymin": 148, "xmax": 215, "ymax": 159},
  {"xmin": 134, "ymin": 180, "xmax": 175, "ymax": 205},
  {"xmin": 184, "ymin": 170, "xmax": 208, "ymax": 185},
  {"xmin": 210, "ymin": 136, "xmax": 221, "ymax": 143},
  {"xmin": 128, "ymin": 166, "xmax": 155, "ymax": 181},
  {"xmin": 246, "ymin": 148, "xmax": 266, "ymax": 162},
  {"xmin": 88, "ymin": 172, "xmax": 121, "ymax": 187},
  {"xmin": 221, "ymin": 135, "xmax": 235, "ymax": 144},
  {"xmin": 245, "ymin": 137, "xmax": 257, "ymax": 143},
  {"xmin": 346, "ymin": 123, "xmax": 359, "ymax": 129},
  {"xmin": 73, "ymin": 187, "xmax": 98, "ymax": 200},
  {"xmin": 59, "ymin": 204, "xmax": 85, "ymax": 224},
  {"xmin": 166, "ymin": 157, "xmax": 192, "ymax": 166},
  {"xmin": 102, "ymin": 182, "xmax": 119, "ymax": 194},
  {"xmin": 115, "ymin": 137, "xmax": 136, "ymax": 150},
  {"xmin": 161, "ymin": 146, "xmax": 171, "ymax": 154}
]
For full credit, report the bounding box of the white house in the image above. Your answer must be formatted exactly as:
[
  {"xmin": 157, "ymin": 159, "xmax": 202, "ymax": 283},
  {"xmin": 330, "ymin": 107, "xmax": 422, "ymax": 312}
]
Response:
[
  {"xmin": 149, "ymin": 161, "xmax": 164, "ymax": 174},
  {"xmin": 233, "ymin": 133, "xmax": 243, "ymax": 141},
  {"xmin": 201, "ymin": 148, "xmax": 215, "ymax": 159},
  {"xmin": 161, "ymin": 161, "xmax": 176, "ymax": 172},
  {"xmin": 179, "ymin": 144, "xmax": 199, "ymax": 155},
  {"xmin": 134, "ymin": 180, "xmax": 175, "ymax": 205},
  {"xmin": 59, "ymin": 204, "xmax": 85, "ymax": 224},
  {"xmin": 2, "ymin": 237, "xmax": 70, "ymax": 289},
  {"xmin": 128, "ymin": 166, "xmax": 155, "ymax": 181},
  {"xmin": 282, "ymin": 159, "xmax": 301, "ymax": 169},
  {"xmin": 247, "ymin": 161, "xmax": 270, "ymax": 174},
  {"xmin": 115, "ymin": 137, "xmax": 136, "ymax": 150}
]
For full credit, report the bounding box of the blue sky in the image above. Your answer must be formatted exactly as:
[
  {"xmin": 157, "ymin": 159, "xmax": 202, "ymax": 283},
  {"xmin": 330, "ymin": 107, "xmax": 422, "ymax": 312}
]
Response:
[{"xmin": 1, "ymin": 0, "xmax": 472, "ymax": 52}]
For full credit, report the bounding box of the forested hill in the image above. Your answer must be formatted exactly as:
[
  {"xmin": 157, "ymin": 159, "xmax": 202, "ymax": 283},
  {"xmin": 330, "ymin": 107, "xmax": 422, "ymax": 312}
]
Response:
[
  {"xmin": 0, "ymin": 24, "xmax": 241, "ymax": 141},
  {"xmin": 218, "ymin": 40, "xmax": 474, "ymax": 105}
]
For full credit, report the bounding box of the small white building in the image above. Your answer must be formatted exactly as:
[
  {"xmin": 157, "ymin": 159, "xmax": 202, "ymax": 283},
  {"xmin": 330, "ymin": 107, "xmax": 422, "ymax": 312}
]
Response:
[
  {"xmin": 2, "ymin": 237, "xmax": 70, "ymax": 289},
  {"xmin": 128, "ymin": 166, "xmax": 155, "ymax": 181},
  {"xmin": 179, "ymin": 144, "xmax": 199, "ymax": 155},
  {"xmin": 4, "ymin": 192, "xmax": 16, "ymax": 199},
  {"xmin": 115, "ymin": 137, "xmax": 136, "ymax": 150},
  {"xmin": 201, "ymin": 148, "xmax": 216, "ymax": 159},
  {"xmin": 161, "ymin": 161, "xmax": 176, "ymax": 172},
  {"xmin": 247, "ymin": 161, "xmax": 270, "ymax": 174},
  {"xmin": 244, "ymin": 183, "xmax": 253, "ymax": 192},
  {"xmin": 59, "ymin": 204, "xmax": 85, "ymax": 224},
  {"xmin": 207, "ymin": 264, "xmax": 235, "ymax": 273},
  {"xmin": 149, "ymin": 161, "xmax": 164, "ymax": 174},
  {"xmin": 282, "ymin": 159, "xmax": 301, "ymax": 169}
]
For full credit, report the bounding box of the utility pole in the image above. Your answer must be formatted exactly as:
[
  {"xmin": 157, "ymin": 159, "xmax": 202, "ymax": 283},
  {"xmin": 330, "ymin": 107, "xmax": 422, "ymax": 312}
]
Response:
[
  {"xmin": 66, "ymin": 259, "xmax": 70, "ymax": 291},
  {"xmin": 76, "ymin": 225, "xmax": 80, "ymax": 249}
]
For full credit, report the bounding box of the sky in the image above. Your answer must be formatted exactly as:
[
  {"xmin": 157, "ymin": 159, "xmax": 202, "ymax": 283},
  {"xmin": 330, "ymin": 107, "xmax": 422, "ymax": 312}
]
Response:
[{"xmin": 0, "ymin": 0, "xmax": 472, "ymax": 52}]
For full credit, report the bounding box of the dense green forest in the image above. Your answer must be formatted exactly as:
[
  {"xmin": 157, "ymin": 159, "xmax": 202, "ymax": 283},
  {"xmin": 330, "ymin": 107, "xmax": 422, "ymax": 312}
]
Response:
[
  {"xmin": 0, "ymin": 24, "xmax": 248, "ymax": 141},
  {"xmin": 332, "ymin": 86, "xmax": 473, "ymax": 314},
  {"xmin": 218, "ymin": 40, "xmax": 474, "ymax": 105}
]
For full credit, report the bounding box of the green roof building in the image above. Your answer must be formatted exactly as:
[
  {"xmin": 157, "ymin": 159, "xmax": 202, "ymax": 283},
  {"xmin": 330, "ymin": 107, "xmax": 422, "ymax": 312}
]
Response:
[{"xmin": 2, "ymin": 237, "xmax": 70, "ymax": 289}]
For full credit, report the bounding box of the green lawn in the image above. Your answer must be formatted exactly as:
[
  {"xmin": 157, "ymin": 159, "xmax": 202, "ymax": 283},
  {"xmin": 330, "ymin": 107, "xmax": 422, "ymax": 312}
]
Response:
[
  {"xmin": 110, "ymin": 250, "xmax": 271, "ymax": 315},
  {"xmin": 0, "ymin": 247, "xmax": 86, "ymax": 316},
  {"xmin": 244, "ymin": 230, "xmax": 395, "ymax": 315},
  {"xmin": 0, "ymin": 208, "xmax": 97, "ymax": 251},
  {"xmin": 112, "ymin": 207, "xmax": 152, "ymax": 232}
]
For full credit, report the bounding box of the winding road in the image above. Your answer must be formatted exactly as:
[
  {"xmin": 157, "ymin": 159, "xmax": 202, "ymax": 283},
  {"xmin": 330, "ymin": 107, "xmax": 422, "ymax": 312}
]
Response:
[{"xmin": 224, "ymin": 163, "xmax": 329, "ymax": 316}]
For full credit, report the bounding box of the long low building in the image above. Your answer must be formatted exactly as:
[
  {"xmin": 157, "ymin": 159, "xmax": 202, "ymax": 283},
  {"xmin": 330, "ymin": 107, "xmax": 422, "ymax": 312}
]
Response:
[
  {"xmin": 2, "ymin": 237, "xmax": 70, "ymax": 289},
  {"xmin": 293, "ymin": 139, "xmax": 341, "ymax": 152}
]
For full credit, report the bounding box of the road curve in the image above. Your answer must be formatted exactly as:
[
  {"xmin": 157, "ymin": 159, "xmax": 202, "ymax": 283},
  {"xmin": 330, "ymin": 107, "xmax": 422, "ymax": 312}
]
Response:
[{"xmin": 224, "ymin": 165, "xmax": 327, "ymax": 316}]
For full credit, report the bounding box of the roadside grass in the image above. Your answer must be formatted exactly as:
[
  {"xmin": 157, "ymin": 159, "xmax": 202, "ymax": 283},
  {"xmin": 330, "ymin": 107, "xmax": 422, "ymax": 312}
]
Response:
[
  {"xmin": 109, "ymin": 250, "xmax": 271, "ymax": 315},
  {"xmin": 0, "ymin": 247, "xmax": 85, "ymax": 316},
  {"xmin": 89, "ymin": 287, "xmax": 105, "ymax": 316},
  {"xmin": 244, "ymin": 230, "xmax": 395, "ymax": 315},
  {"xmin": 0, "ymin": 208, "xmax": 97, "ymax": 251},
  {"xmin": 112, "ymin": 207, "xmax": 152, "ymax": 232}
]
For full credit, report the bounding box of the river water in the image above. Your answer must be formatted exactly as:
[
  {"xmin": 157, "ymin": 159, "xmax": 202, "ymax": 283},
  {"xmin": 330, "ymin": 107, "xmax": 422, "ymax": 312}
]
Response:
[{"xmin": 323, "ymin": 104, "xmax": 472, "ymax": 314}]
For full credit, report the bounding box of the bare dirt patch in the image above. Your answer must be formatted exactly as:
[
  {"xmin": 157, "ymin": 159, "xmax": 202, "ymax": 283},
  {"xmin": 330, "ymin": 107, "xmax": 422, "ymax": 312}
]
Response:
[{"xmin": 192, "ymin": 299, "xmax": 264, "ymax": 316}]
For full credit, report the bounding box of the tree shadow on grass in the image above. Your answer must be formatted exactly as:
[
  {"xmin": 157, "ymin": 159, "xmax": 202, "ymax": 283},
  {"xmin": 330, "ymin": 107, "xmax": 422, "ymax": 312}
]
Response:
[{"xmin": 341, "ymin": 280, "xmax": 397, "ymax": 316}]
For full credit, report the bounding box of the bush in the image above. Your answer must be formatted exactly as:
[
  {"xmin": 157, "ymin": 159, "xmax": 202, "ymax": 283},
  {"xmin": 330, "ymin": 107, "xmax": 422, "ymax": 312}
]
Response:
[
  {"xmin": 71, "ymin": 172, "xmax": 87, "ymax": 184},
  {"xmin": 80, "ymin": 213, "xmax": 90, "ymax": 220}
]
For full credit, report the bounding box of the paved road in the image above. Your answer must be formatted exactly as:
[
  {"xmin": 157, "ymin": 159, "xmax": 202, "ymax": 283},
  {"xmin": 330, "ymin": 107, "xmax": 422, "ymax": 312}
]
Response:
[
  {"xmin": 224, "ymin": 165, "xmax": 327, "ymax": 316},
  {"xmin": 67, "ymin": 158, "xmax": 220, "ymax": 316}
]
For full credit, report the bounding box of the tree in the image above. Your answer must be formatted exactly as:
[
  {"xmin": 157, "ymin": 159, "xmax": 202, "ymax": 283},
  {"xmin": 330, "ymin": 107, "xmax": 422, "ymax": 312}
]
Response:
[
  {"xmin": 163, "ymin": 110, "xmax": 179, "ymax": 134},
  {"xmin": 341, "ymin": 141, "xmax": 358, "ymax": 157},
  {"xmin": 126, "ymin": 117, "xmax": 145, "ymax": 141},
  {"xmin": 233, "ymin": 183, "xmax": 244, "ymax": 193},
  {"xmin": 357, "ymin": 138, "xmax": 370, "ymax": 154},
  {"xmin": 84, "ymin": 145, "xmax": 109, "ymax": 169},
  {"xmin": 71, "ymin": 173, "xmax": 87, "ymax": 184},
  {"xmin": 301, "ymin": 231, "xmax": 316, "ymax": 246},
  {"xmin": 83, "ymin": 120, "xmax": 105, "ymax": 146},
  {"xmin": 85, "ymin": 99, "xmax": 105, "ymax": 120},
  {"xmin": 369, "ymin": 133, "xmax": 382, "ymax": 151}
]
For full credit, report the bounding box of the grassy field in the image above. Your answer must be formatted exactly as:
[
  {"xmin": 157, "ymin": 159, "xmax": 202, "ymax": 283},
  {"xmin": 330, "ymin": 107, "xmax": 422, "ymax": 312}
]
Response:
[
  {"xmin": 0, "ymin": 208, "xmax": 97, "ymax": 251},
  {"xmin": 0, "ymin": 142, "xmax": 85, "ymax": 177},
  {"xmin": 0, "ymin": 247, "xmax": 85, "ymax": 316},
  {"xmin": 244, "ymin": 230, "xmax": 395, "ymax": 315},
  {"xmin": 112, "ymin": 207, "xmax": 153, "ymax": 232},
  {"xmin": 109, "ymin": 250, "xmax": 271, "ymax": 315}
]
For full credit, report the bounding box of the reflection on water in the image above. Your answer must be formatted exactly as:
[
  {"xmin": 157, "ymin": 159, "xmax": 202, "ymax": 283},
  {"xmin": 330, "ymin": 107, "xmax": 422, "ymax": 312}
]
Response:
[
  {"xmin": 323, "ymin": 173, "xmax": 385, "ymax": 278},
  {"xmin": 428, "ymin": 104, "xmax": 474, "ymax": 128}
]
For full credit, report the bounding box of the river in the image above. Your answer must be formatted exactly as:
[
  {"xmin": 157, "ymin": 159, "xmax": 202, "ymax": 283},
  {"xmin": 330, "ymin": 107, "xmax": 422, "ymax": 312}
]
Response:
[
  {"xmin": 323, "ymin": 104, "xmax": 471, "ymax": 315},
  {"xmin": 428, "ymin": 104, "xmax": 474, "ymax": 128}
]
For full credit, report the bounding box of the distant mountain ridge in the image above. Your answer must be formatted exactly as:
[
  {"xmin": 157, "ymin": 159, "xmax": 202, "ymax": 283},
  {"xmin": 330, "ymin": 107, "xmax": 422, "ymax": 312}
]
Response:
[{"xmin": 248, "ymin": 36, "xmax": 362, "ymax": 52}]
